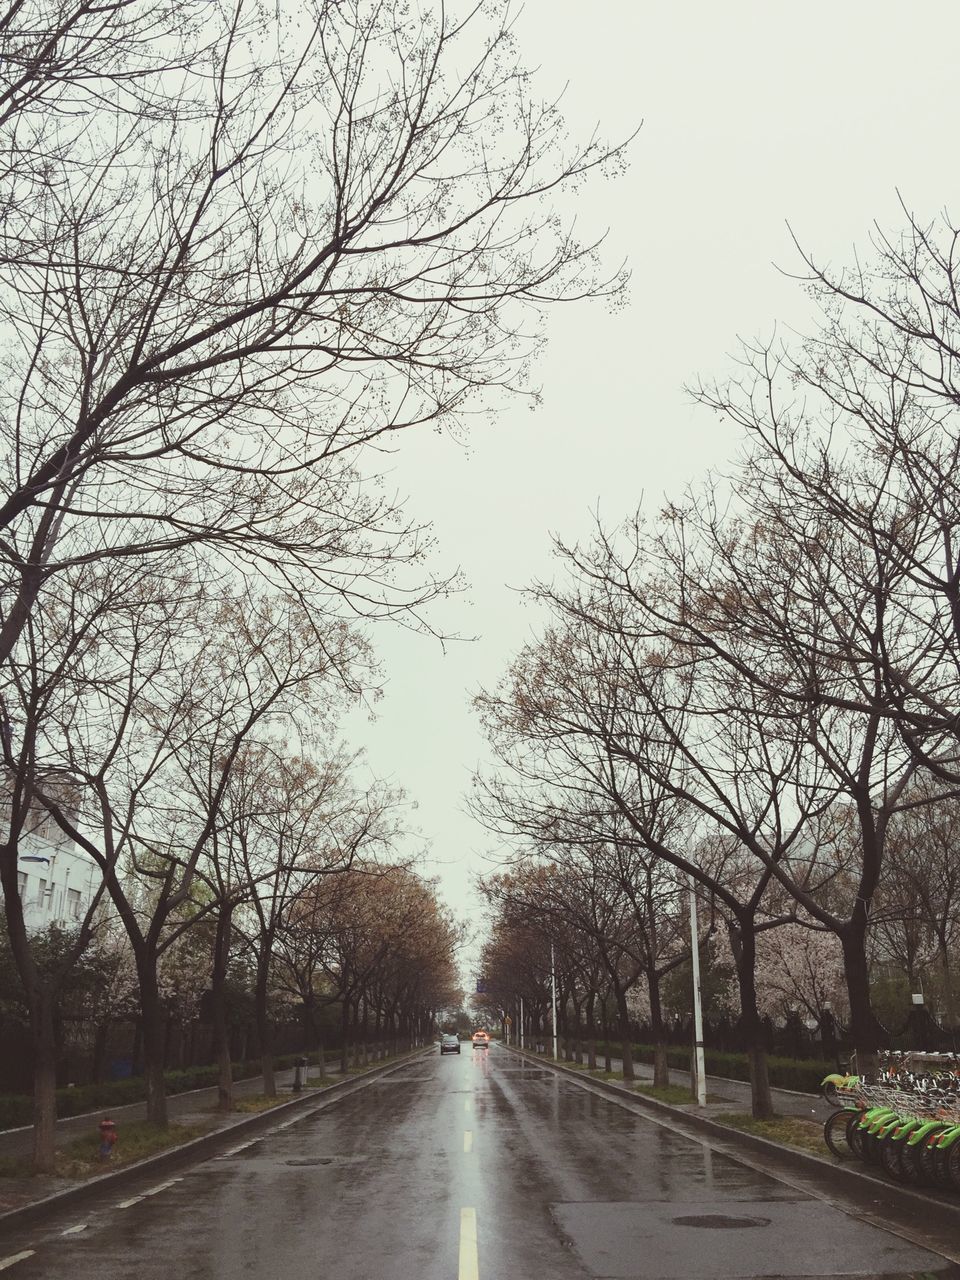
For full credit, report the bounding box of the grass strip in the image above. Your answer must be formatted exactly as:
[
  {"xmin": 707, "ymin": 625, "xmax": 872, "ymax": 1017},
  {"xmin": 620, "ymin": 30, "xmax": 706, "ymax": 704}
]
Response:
[
  {"xmin": 632, "ymin": 1083, "xmax": 698, "ymax": 1105},
  {"xmin": 713, "ymin": 1111, "xmax": 826, "ymax": 1157},
  {"xmin": 0, "ymin": 1120, "xmax": 214, "ymax": 1181}
]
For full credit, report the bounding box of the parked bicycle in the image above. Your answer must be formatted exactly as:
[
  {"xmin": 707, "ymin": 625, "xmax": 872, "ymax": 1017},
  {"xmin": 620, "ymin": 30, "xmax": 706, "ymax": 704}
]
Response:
[{"xmin": 821, "ymin": 1050, "xmax": 960, "ymax": 1193}]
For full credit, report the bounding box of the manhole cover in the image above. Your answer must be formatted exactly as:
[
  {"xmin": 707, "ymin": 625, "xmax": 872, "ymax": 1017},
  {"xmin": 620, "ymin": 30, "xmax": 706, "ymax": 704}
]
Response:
[
  {"xmin": 284, "ymin": 1155, "xmax": 367, "ymax": 1167},
  {"xmin": 673, "ymin": 1214, "xmax": 770, "ymax": 1230}
]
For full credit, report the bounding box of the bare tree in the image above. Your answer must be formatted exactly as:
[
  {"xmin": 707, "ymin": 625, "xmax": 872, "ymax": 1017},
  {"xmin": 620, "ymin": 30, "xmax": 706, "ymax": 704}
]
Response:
[
  {"xmin": 873, "ymin": 780, "xmax": 960, "ymax": 1023},
  {"xmin": 230, "ymin": 747, "xmax": 398, "ymax": 1096},
  {"xmin": 0, "ymin": 0, "xmax": 630, "ymax": 668},
  {"xmin": 0, "ymin": 555, "xmax": 141, "ymax": 1168},
  {"xmin": 553, "ymin": 485, "xmax": 944, "ymax": 1075},
  {"xmin": 476, "ymin": 576, "xmax": 835, "ymax": 1116},
  {"xmin": 31, "ymin": 575, "xmax": 355, "ymax": 1131}
]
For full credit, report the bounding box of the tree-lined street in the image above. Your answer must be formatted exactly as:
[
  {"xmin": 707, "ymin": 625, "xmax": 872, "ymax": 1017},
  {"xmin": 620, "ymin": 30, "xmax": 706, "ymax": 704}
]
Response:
[
  {"xmin": 1, "ymin": 1044, "xmax": 956, "ymax": 1279},
  {"xmin": 3, "ymin": 0, "xmax": 960, "ymax": 1272}
]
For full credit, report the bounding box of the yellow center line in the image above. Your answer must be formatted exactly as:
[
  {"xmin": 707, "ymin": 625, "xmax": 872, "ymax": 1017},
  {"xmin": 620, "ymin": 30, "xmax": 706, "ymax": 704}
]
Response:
[
  {"xmin": 463, "ymin": 1130, "xmax": 473, "ymax": 1153},
  {"xmin": 458, "ymin": 1206, "xmax": 479, "ymax": 1280}
]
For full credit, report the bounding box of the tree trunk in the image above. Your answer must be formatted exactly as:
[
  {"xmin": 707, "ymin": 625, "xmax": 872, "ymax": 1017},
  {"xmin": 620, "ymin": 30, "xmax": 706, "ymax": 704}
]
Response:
[
  {"xmin": 254, "ymin": 953, "xmax": 275, "ymax": 1098},
  {"xmin": 211, "ymin": 904, "xmax": 234, "ymax": 1112},
  {"xmin": 92, "ymin": 1020, "xmax": 109, "ymax": 1086},
  {"xmin": 647, "ymin": 966, "xmax": 670, "ymax": 1088},
  {"xmin": 340, "ymin": 999, "xmax": 350, "ymax": 1075},
  {"xmin": 731, "ymin": 919, "xmax": 773, "ymax": 1119},
  {"xmin": 940, "ymin": 939, "xmax": 956, "ymax": 1026},
  {"xmin": 131, "ymin": 1018, "xmax": 143, "ymax": 1076},
  {"xmin": 585, "ymin": 990, "xmax": 597, "ymax": 1070},
  {"xmin": 31, "ymin": 989, "xmax": 59, "ymax": 1172},
  {"xmin": 840, "ymin": 919, "xmax": 881, "ymax": 1078},
  {"xmin": 316, "ymin": 1014, "xmax": 327, "ymax": 1080},
  {"xmin": 138, "ymin": 971, "xmax": 169, "ymax": 1127},
  {"xmin": 601, "ymin": 1002, "xmax": 612, "ymax": 1072},
  {"xmin": 614, "ymin": 987, "xmax": 635, "ymax": 1082}
]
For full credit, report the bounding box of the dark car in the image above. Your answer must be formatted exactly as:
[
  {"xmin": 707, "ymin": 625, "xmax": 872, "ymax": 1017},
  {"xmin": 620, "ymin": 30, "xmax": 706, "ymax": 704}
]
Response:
[{"xmin": 440, "ymin": 1033, "xmax": 461, "ymax": 1055}]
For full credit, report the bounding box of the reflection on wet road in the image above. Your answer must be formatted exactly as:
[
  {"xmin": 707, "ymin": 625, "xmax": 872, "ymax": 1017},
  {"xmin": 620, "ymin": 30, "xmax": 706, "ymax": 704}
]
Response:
[{"xmin": 0, "ymin": 1044, "xmax": 955, "ymax": 1278}]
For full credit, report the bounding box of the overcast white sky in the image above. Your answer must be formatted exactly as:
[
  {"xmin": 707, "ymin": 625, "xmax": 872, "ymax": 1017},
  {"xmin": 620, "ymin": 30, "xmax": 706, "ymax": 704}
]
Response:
[{"xmin": 343, "ymin": 1, "xmax": 960, "ymax": 982}]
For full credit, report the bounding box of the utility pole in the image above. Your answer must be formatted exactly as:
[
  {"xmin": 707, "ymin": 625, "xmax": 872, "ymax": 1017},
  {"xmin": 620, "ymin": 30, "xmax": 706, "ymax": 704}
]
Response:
[
  {"xmin": 688, "ymin": 875, "xmax": 706, "ymax": 1106},
  {"xmin": 551, "ymin": 941, "xmax": 559, "ymax": 1061}
]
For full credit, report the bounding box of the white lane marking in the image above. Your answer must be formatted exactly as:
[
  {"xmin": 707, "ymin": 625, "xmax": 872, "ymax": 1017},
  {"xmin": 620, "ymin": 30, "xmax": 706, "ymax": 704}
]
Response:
[
  {"xmin": 61, "ymin": 1225, "xmax": 88, "ymax": 1236},
  {"xmin": 220, "ymin": 1140, "xmax": 256, "ymax": 1157},
  {"xmin": 0, "ymin": 1252, "xmax": 35, "ymax": 1271},
  {"xmin": 116, "ymin": 1195, "xmax": 144, "ymax": 1208},
  {"xmin": 142, "ymin": 1178, "xmax": 181, "ymax": 1196},
  {"xmin": 458, "ymin": 1207, "xmax": 479, "ymax": 1280},
  {"xmin": 464, "ymin": 1098, "xmax": 471, "ymax": 1113},
  {"xmin": 463, "ymin": 1130, "xmax": 473, "ymax": 1153}
]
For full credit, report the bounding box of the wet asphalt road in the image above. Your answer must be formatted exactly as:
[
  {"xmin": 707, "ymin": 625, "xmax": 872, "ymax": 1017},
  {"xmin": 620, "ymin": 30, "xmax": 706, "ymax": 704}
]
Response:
[{"xmin": 1, "ymin": 1044, "xmax": 956, "ymax": 1279}]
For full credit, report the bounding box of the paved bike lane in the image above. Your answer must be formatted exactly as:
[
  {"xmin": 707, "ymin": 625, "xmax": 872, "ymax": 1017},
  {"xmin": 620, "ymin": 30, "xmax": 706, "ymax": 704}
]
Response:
[{"xmin": 529, "ymin": 1048, "xmax": 829, "ymax": 1120}]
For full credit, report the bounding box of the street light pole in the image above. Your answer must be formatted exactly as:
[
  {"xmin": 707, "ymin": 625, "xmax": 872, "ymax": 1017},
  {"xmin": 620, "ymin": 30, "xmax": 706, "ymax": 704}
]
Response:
[
  {"xmin": 551, "ymin": 941, "xmax": 558, "ymax": 1061},
  {"xmin": 519, "ymin": 995, "xmax": 524, "ymax": 1050},
  {"xmin": 688, "ymin": 874, "xmax": 707, "ymax": 1107}
]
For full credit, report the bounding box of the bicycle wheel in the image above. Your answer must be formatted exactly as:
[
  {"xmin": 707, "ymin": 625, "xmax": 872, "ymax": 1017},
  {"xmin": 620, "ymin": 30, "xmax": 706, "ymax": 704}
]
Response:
[
  {"xmin": 931, "ymin": 1143, "xmax": 955, "ymax": 1190},
  {"xmin": 823, "ymin": 1109, "xmax": 853, "ymax": 1159},
  {"xmin": 947, "ymin": 1139, "xmax": 960, "ymax": 1194},
  {"xmin": 918, "ymin": 1136, "xmax": 943, "ymax": 1186},
  {"xmin": 862, "ymin": 1130, "xmax": 883, "ymax": 1164},
  {"xmin": 899, "ymin": 1139, "xmax": 925, "ymax": 1185},
  {"xmin": 879, "ymin": 1137, "xmax": 904, "ymax": 1180},
  {"xmin": 848, "ymin": 1120, "xmax": 868, "ymax": 1161}
]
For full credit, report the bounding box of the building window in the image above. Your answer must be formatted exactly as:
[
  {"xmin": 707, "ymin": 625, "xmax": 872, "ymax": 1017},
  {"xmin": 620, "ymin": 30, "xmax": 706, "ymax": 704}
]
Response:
[
  {"xmin": 36, "ymin": 878, "xmax": 46, "ymax": 905},
  {"xmin": 17, "ymin": 871, "xmax": 26, "ymax": 897},
  {"xmin": 67, "ymin": 888, "xmax": 81, "ymax": 920}
]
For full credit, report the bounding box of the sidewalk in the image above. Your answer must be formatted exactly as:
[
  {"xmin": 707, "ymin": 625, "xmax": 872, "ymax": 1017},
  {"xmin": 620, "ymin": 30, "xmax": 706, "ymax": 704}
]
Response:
[
  {"xmin": 527, "ymin": 1048, "xmax": 828, "ymax": 1120},
  {"xmin": 0, "ymin": 1062, "xmax": 350, "ymax": 1161}
]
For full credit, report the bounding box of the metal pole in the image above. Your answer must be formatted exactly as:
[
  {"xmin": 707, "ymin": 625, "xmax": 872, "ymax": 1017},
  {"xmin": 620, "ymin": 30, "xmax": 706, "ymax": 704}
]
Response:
[
  {"xmin": 688, "ymin": 875, "xmax": 706, "ymax": 1106},
  {"xmin": 520, "ymin": 995, "xmax": 524, "ymax": 1051},
  {"xmin": 551, "ymin": 941, "xmax": 558, "ymax": 1061}
]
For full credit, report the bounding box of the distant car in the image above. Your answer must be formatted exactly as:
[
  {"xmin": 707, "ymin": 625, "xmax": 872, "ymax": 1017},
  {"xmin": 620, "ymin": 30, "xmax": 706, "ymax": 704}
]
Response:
[
  {"xmin": 440, "ymin": 1033, "xmax": 461, "ymax": 1055},
  {"xmin": 471, "ymin": 1030, "xmax": 490, "ymax": 1048}
]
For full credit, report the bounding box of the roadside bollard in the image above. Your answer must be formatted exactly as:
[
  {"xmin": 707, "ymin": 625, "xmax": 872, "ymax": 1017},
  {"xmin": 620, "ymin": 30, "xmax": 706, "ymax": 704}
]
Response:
[
  {"xmin": 98, "ymin": 1117, "xmax": 117, "ymax": 1162},
  {"xmin": 292, "ymin": 1056, "xmax": 307, "ymax": 1093}
]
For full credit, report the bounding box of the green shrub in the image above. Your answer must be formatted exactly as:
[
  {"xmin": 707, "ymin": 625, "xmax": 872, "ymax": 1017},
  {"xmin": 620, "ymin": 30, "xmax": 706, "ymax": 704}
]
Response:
[
  {"xmin": 0, "ymin": 1094, "xmax": 32, "ymax": 1128},
  {"xmin": 0, "ymin": 1047, "xmax": 343, "ymax": 1128},
  {"xmin": 590, "ymin": 1041, "xmax": 832, "ymax": 1095}
]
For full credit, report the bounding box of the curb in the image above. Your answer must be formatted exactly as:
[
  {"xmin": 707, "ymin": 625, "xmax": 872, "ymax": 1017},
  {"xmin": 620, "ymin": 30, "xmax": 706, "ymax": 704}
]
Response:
[
  {"xmin": 505, "ymin": 1045, "xmax": 960, "ymax": 1266},
  {"xmin": 0, "ymin": 1047, "xmax": 430, "ymax": 1238}
]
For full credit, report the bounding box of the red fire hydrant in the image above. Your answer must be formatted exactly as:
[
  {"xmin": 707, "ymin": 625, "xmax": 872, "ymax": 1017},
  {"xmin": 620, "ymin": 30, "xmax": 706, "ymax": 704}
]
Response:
[{"xmin": 98, "ymin": 1117, "xmax": 117, "ymax": 1162}]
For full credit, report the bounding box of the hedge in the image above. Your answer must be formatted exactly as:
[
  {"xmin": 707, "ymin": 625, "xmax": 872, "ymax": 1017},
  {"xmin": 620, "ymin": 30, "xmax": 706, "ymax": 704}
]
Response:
[
  {"xmin": 581, "ymin": 1041, "xmax": 833, "ymax": 1095},
  {"xmin": 0, "ymin": 1049, "xmax": 335, "ymax": 1130}
]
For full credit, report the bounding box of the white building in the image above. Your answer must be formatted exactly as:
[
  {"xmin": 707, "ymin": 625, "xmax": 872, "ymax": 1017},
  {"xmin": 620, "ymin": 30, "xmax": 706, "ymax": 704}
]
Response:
[{"xmin": 7, "ymin": 781, "xmax": 100, "ymax": 932}]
